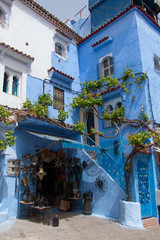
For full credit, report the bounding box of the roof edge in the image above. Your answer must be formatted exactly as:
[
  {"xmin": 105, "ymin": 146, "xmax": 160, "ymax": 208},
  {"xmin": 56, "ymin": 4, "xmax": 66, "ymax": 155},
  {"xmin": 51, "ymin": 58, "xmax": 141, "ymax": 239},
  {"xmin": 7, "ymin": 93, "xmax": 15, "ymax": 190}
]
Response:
[
  {"xmin": 19, "ymin": 0, "xmax": 82, "ymax": 42},
  {"xmin": 0, "ymin": 42, "xmax": 34, "ymax": 61},
  {"xmin": 77, "ymin": 4, "xmax": 160, "ymax": 45}
]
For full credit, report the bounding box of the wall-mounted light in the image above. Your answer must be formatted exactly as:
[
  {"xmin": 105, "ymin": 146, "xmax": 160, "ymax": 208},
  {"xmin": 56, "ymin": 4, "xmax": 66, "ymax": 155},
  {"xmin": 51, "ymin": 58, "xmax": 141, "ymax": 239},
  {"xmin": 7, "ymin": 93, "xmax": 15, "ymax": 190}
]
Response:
[{"xmin": 141, "ymin": 105, "xmax": 144, "ymax": 112}]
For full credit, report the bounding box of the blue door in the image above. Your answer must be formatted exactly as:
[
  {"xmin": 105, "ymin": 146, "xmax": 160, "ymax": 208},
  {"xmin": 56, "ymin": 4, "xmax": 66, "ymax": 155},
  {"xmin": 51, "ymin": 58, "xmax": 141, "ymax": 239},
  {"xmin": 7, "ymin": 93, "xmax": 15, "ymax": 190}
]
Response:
[{"xmin": 137, "ymin": 159, "xmax": 151, "ymax": 218}]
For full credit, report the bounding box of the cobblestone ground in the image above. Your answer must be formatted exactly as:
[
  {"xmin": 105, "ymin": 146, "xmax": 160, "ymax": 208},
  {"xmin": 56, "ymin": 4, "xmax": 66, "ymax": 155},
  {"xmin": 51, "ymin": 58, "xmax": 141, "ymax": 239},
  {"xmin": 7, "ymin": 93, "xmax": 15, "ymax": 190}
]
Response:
[{"xmin": 0, "ymin": 212, "xmax": 160, "ymax": 240}]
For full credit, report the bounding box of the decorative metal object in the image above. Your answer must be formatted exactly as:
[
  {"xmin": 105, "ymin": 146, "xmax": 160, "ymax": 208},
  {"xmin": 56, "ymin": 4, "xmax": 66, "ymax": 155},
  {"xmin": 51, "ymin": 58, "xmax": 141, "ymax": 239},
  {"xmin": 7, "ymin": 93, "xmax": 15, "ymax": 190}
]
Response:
[
  {"xmin": 95, "ymin": 176, "xmax": 107, "ymax": 194},
  {"xmin": 22, "ymin": 176, "xmax": 29, "ymax": 186},
  {"xmin": 32, "ymin": 156, "xmax": 39, "ymax": 163},
  {"xmin": 53, "ymin": 158, "xmax": 64, "ymax": 168},
  {"xmin": 73, "ymin": 188, "xmax": 78, "ymax": 198},
  {"xmin": 82, "ymin": 160, "xmax": 87, "ymax": 169},
  {"xmin": 36, "ymin": 166, "xmax": 47, "ymax": 181},
  {"xmin": 22, "ymin": 186, "xmax": 31, "ymax": 203}
]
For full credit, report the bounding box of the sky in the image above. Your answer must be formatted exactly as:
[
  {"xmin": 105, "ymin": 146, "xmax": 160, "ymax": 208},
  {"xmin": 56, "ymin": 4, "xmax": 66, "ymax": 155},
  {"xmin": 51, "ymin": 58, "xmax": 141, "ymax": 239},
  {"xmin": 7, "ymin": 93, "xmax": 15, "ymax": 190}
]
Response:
[{"xmin": 34, "ymin": 0, "xmax": 90, "ymax": 23}]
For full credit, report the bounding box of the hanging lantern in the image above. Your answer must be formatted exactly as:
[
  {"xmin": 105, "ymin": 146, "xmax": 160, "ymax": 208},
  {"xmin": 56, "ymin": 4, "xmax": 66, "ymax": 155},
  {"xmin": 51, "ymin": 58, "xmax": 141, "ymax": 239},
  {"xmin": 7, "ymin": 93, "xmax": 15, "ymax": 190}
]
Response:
[{"xmin": 36, "ymin": 166, "xmax": 47, "ymax": 181}]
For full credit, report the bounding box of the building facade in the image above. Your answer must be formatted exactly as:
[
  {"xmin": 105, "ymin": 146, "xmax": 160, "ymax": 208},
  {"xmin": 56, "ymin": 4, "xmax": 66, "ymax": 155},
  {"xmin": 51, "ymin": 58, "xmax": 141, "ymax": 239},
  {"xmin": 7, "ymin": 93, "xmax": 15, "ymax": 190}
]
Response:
[{"xmin": 0, "ymin": 0, "xmax": 160, "ymax": 228}]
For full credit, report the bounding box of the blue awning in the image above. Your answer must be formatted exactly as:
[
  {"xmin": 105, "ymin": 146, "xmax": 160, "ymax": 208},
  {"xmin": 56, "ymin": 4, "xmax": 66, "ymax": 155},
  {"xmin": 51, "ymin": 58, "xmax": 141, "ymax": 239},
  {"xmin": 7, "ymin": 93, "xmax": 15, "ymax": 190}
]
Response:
[{"xmin": 26, "ymin": 130, "xmax": 102, "ymax": 153}]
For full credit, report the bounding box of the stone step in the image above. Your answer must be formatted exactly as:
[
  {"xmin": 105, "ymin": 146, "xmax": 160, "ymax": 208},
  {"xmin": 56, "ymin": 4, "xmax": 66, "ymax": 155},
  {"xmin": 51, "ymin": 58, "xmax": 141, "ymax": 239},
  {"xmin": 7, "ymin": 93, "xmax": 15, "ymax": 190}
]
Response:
[{"xmin": 142, "ymin": 217, "xmax": 159, "ymax": 228}]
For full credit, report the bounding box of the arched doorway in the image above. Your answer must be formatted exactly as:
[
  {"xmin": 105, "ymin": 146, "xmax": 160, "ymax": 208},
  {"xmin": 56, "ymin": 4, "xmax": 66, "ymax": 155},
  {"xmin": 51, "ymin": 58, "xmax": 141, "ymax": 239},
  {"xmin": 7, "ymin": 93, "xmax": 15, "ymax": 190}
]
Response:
[
  {"xmin": 87, "ymin": 110, "xmax": 95, "ymax": 145},
  {"xmin": 80, "ymin": 107, "xmax": 99, "ymax": 146}
]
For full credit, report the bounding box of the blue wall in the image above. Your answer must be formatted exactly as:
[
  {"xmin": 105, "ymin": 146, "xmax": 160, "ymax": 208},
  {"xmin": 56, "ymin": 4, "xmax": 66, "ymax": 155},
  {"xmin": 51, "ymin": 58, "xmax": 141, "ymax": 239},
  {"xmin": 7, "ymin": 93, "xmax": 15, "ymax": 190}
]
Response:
[
  {"xmin": 136, "ymin": 10, "xmax": 160, "ymax": 124},
  {"xmin": 0, "ymin": 146, "xmax": 18, "ymax": 224},
  {"xmin": 27, "ymin": 42, "xmax": 81, "ymax": 125},
  {"xmin": 81, "ymin": 151, "xmax": 126, "ymax": 219},
  {"xmin": 78, "ymin": 9, "xmax": 143, "ymax": 84},
  {"xmin": 78, "ymin": 8, "xmax": 160, "ymax": 218},
  {"xmin": 89, "ymin": 0, "xmax": 131, "ymax": 32}
]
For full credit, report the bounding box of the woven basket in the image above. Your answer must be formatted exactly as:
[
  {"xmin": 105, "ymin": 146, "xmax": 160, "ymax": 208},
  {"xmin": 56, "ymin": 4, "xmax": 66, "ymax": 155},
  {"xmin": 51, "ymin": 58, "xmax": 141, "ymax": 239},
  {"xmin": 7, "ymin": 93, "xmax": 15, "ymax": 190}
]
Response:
[{"xmin": 59, "ymin": 200, "xmax": 71, "ymax": 211}]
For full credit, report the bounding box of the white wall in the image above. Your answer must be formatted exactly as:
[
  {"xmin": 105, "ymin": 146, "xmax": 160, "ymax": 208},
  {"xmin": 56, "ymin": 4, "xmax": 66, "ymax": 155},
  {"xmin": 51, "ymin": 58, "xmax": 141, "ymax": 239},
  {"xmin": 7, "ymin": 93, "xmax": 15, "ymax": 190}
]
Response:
[
  {"xmin": 0, "ymin": 0, "xmax": 77, "ymax": 108},
  {"xmin": 0, "ymin": 0, "xmax": 57, "ymax": 79}
]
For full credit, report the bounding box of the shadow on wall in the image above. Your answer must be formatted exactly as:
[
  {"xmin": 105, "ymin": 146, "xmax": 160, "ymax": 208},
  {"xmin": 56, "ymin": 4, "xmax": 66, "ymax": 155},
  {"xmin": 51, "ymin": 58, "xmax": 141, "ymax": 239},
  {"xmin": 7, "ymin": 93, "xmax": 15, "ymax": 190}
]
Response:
[{"xmin": 82, "ymin": 151, "xmax": 126, "ymax": 220}]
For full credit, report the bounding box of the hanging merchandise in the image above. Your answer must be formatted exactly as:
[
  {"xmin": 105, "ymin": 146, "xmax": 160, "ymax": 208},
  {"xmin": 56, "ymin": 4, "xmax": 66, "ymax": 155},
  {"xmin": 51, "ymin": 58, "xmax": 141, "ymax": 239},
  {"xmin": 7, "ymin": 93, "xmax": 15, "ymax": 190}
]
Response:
[
  {"xmin": 57, "ymin": 149, "xmax": 65, "ymax": 160},
  {"xmin": 22, "ymin": 176, "xmax": 29, "ymax": 187},
  {"xmin": 53, "ymin": 149, "xmax": 66, "ymax": 168},
  {"xmin": 36, "ymin": 166, "xmax": 47, "ymax": 181}
]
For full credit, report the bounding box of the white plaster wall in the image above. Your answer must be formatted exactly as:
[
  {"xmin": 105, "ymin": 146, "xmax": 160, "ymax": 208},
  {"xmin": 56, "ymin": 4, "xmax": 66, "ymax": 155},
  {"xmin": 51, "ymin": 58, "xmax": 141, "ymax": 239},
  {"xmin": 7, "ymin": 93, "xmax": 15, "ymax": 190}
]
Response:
[
  {"xmin": 104, "ymin": 97, "xmax": 121, "ymax": 110},
  {"xmin": 119, "ymin": 200, "xmax": 143, "ymax": 228},
  {"xmin": 0, "ymin": 0, "xmax": 78, "ymax": 108},
  {"xmin": 0, "ymin": 0, "xmax": 58, "ymax": 80},
  {"xmin": 0, "ymin": 55, "xmax": 28, "ymax": 108}
]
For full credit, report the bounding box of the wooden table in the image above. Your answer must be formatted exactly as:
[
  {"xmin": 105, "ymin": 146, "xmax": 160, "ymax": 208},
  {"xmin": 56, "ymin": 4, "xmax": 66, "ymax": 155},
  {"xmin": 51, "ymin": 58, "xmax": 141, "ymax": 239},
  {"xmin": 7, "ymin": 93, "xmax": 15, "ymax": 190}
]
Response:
[
  {"xmin": 68, "ymin": 197, "xmax": 83, "ymax": 210},
  {"xmin": 30, "ymin": 206, "xmax": 52, "ymax": 221}
]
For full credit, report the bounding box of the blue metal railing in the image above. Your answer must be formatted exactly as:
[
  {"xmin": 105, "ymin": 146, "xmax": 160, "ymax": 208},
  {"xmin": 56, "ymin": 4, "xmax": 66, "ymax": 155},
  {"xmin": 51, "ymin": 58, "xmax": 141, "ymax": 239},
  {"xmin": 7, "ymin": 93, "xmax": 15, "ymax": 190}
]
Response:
[{"xmin": 85, "ymin": 134, "xmax": 127, "ymax": 191}]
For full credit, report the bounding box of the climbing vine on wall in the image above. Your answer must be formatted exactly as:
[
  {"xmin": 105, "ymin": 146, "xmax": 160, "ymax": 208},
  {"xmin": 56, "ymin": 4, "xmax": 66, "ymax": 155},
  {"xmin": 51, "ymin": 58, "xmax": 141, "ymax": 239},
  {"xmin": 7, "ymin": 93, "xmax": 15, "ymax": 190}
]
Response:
[
  {"xmin": 0, "ymin": 106, "xmax": 16, "ymax": 151},
  {"xmin": 1, "ymin": 69, "xmax": 160, "ymax": 175},
  {"xmin": 23, "ymin": 92, "xmax": 54, "ymax": 118}
]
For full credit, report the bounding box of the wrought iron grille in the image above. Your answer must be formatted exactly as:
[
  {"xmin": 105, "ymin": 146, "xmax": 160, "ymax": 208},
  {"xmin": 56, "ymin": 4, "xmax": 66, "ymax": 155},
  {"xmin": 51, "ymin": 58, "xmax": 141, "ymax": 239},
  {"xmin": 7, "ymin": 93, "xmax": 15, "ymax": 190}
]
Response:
[{"xmin": 53, "ymin": 87, "xmax": 64, "ymax": 110}]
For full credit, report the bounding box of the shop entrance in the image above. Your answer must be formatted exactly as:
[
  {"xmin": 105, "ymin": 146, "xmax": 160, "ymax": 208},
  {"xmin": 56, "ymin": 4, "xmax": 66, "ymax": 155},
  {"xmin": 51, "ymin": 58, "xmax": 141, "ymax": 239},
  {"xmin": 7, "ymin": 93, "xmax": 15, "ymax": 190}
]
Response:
[
  {"xmin": 40, "ymin": 163, "xmax": 58, "ymax": 206},
  {"xmin": 36, "ymin": 148, "xmax": 82, "ymax": 211}
]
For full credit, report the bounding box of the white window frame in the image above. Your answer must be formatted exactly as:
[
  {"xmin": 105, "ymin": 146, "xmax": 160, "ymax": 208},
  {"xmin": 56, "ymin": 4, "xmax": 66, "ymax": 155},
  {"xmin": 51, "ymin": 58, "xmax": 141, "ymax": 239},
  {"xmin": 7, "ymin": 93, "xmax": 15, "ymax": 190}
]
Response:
[
  {"xmin": 4, "ymin": 68, "xmax": 21, "ymax": 97},
  {"xmin": 0, "ymin": 0, "xmax": 13, "ymax": 28},
  {"xmin": 104, "ymin": 104, "xmax": 113, "ymax": 128},
  {"xmin": 55, "ymin": 42, "xmax": 65, "ymax": 57},
  {"xmin": 0, "ymin": 45, "xmax": 33, "ymax": 109},
  {"xmin": 99, "ymin": 52, "xmax": 114, "ymax": 77},
  {"xmin": 103, "ymin": 97, "xmax": 121, "ymax": 128},
  {"xmin": 53, "ymin": 29, "xmax": 71, "ymax": 60}
]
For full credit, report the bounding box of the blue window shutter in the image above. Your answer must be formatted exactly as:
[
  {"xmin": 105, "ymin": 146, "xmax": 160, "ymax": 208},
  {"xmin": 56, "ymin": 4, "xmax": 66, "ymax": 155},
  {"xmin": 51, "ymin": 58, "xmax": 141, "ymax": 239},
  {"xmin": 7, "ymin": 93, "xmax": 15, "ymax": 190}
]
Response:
[{"xmin": 12, "ymin": 76, "xmax": 18, "ymax": 96}]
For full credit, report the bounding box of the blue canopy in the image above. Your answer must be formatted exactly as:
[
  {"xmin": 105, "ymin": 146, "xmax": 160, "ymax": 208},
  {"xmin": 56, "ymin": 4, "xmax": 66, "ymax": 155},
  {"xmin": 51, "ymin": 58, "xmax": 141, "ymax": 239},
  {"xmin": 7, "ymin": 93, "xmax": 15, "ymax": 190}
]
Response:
[{"xmin": 26, "ymin": 130, "xmax": 103, "ymax": 153}]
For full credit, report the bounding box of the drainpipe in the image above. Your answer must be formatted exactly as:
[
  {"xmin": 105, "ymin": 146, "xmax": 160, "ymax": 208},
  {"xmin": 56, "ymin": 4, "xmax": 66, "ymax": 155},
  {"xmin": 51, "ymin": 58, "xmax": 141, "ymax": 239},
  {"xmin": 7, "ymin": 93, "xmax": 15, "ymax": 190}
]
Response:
[{"xmin": 43, "ymin": 78, "xmax": 50, "ymax": 94}]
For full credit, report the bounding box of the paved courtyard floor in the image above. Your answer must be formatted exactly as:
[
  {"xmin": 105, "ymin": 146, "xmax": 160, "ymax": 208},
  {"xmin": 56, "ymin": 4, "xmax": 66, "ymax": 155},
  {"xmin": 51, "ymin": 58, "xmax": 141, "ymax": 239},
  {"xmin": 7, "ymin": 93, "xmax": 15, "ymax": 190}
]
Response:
[{"xmin": 0, "ymin": 212, "xmax": 160, "ymax": 240}]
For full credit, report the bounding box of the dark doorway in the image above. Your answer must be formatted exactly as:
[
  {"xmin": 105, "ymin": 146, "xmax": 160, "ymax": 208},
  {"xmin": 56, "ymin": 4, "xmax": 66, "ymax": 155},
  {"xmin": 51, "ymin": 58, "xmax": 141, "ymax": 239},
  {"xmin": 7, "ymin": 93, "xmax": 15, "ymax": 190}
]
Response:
[{"xmin": 87, "ymin": 110, "xmax": 95, "ymax": 145}]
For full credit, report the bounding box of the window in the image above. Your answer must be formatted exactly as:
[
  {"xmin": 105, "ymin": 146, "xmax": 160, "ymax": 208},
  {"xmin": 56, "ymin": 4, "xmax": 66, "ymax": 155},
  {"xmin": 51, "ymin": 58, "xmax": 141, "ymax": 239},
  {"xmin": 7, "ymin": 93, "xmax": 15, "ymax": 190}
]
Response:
[
  {"xmin": 0, "ymin": 8, "xmax": 4, "ymax": 25},
  {"xmin": 3, "ymin": 69, "xmax": 20, "ymax": 96},
  {"xmin": 0, "ymin": 8, "xmax": 3, "ymax": 20},
  {"xmin": 114, "ymin": 140, "xmax": 119, "ymax": 155},
  {"xmin": 116, "ymin": 102, "xmax": 122, "ymax": 109},
  {"xmin": 103, "ymin": 98, "xmax": 121, "ymax": 128},
  {"xmin": 3, "ymin": 72, "xmax": 8, "ymax": 93},
  {"xmin": 53, "ymin": 87, "xmax": 64, "ymax": 110},
  {"xmin": 53, "ymin": 30, "xmax": 71, "ymax": 60},
  {"xmin": 55, "ymin": 42, "xmax": 65, "ymax": 57},
  {"xmin": 0, "ymin": 42, "xmax": 34, "ymax": 109},
  {"xmin": 102, "ymin": 56, "xmax": 114, "ymax": 77},
  {"xmin": 104, "ymin": 105, "xmax": 113, "ymax": 128},
  {"xmin": 12, "ymin": 76, "xmax": 18, "ymax": 96},
  {"xmin": 154, "ymin": 55, "xmax": 160, "ymax": 71},
  {"xmin": 99, "ymin": 53, "xmax": 114, "ymax": 78}
]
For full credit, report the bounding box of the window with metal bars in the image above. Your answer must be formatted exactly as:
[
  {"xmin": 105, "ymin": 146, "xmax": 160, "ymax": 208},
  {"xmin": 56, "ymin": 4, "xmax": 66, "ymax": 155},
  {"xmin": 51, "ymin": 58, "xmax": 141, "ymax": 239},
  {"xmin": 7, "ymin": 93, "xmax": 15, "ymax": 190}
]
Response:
[
  {"xmin": 55, "ymin": 42, "xmax": 65, "ymax": 57},
  {"xmin": 102, "ymin": 56, "xmax": 114, "ymax": 77},
  {"xmin": 53, "ymin": 87, "xmax": 64, "ymax": 110},
  {"xmin": 103, "ymin": 104, "xmax": 113, "ymax": 128},
  {"xmin": 103, "ymin": 101, "xmax": 122, "ymax": 128},
  {"xmin": 0, "ymin": 8, "xmax": 5, "ymax": 26},
  {"xmin": 154, "ymin": 55, "xmax": 160, "ymax": 71},
  {"xmin": 98, "ymin": 55, "xmax": 114, "ymax": 79}
]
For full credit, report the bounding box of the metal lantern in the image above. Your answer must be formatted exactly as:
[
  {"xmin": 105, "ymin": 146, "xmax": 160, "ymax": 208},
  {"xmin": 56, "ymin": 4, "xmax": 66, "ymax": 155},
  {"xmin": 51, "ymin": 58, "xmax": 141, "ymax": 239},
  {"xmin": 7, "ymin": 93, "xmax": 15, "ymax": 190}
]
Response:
[{"xmin": 36, "ymin": 166, "xmax": 47, "ymax": 181}]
